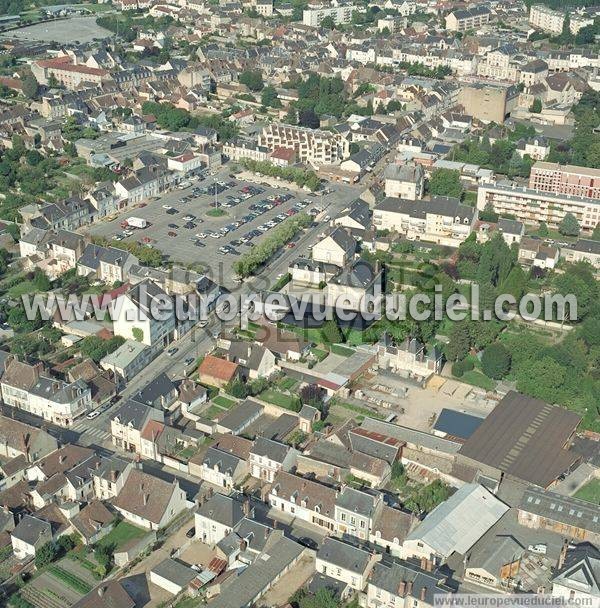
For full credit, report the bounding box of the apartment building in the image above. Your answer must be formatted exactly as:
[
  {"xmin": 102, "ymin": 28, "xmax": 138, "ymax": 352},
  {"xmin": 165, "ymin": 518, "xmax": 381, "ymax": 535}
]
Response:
[
  {"xmin": 373, "ymin": 196, "xmax": 476, "ymax": 246},
  {"xmin": 77, "ymin": 243, "xmax": 138, "ymax": 284},
  {"xmin": 477, "ymin": 182, "xmax": 600, "ymax": 231},
  {"xmin": 445, "ymin": 5, "xmax": 492, "ymax": 32},
  {"xmin": 259, "ymin": 123, "xmax": 349, "ymax": 167},
  {"xmin": 529, "ymin": 4, "xmax": 564, "ymax": 35},
  {"xmin": 32, "ymin": 55, "xmax": 111, "ymax": 89},
  {"xmin": 223, "ymin": 139, "xmax": 269, "ymax": 162},
  {"xmin": 1, "ymin": 359, "xmax": 92, "ymax": 427},
  {"xmin": 302, "ymin": 3, "xmax": 356, "ymax": 27},
  {"xmin": 529, "ymin": 162, "xmax": 600, "ymax": 200}
]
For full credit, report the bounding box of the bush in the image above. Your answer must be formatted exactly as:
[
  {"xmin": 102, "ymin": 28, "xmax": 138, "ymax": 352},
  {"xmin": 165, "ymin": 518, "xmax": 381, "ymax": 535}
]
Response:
[
  {"xmin": 481, "ymin": 342, "xmax": 511, "ymax": 380},
  {"xmin": 452, "ymin": 358, "xmax": 474, "ymax": 378}
]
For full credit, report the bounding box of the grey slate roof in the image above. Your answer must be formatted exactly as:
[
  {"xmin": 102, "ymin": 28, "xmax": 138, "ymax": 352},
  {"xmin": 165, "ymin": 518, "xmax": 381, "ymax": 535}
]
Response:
[
  {"xmin": 336, "ymin": 486, "xmax": 378, "ymax": 517},
  {"xmin": 197, "ymin": 493, "xmax": 245, "ymax": 528},
  {"xmin": 251, "ymin": 437, "xmax": 290, "ymax": 464},
  {"xmin": 151, "ymin": 558, "xmax": 197, "ymax": 588},
  {"xmin": 317, "ymin": 537, "xmax": 371, "ymax": 574},
  {"xmin": 12, "ymin": 514, "xmax": 51, "ymax": 545}
]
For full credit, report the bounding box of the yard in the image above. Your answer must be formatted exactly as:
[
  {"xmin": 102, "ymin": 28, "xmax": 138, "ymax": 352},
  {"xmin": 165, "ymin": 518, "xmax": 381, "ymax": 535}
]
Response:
[
  {"xmin": 97, "ymin": 521, "xmax": 147, "ymax": 550},
  {"xmin": 574, "ymin": 479, "xmax": 600, "ymax": 505},
  {"xmin": 259, "ymin": 388, "xmax": 300, "ymax": 411},
  {"xmin": 212, "ymin": 395, "xmax": 236, "ymax": 409}
]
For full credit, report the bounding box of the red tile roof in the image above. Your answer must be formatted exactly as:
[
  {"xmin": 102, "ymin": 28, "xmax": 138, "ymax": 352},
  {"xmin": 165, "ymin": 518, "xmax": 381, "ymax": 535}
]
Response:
[{"xmin": 198, "ymin": 355, "xmax": 238, "ymax": 382}]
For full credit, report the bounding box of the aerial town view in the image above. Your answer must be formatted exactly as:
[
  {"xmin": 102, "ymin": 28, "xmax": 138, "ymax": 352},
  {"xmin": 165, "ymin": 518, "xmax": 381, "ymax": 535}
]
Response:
[{"xmin": 0, "ymin": 0, "xmax": 599, "ymax": 606}]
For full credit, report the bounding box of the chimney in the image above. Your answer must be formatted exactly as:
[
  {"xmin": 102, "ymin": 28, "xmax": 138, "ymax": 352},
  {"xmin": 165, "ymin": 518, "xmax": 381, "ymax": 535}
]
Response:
[
  {"xmin": 420, "ymin": 587, "xmax": 427, "ymax": 602},
  {"xmin": 407, "ymin": 581, "xmax": 413, "ymax": 596},
  {"xmin": 59, "ymin": 453, "xmax": 67, "ymax": 464},
  {"xmin": 420, "ymin": 557, "xmax": 427, "ymax": 570},
  {"xmin": 110, "ymin": 469, "xmax": 118, "ymax": 482},
  {"xmin": 243, "ymin": 499, "xmax": 250, "ymax": 516},
  {"xmin": 557, "ymin": 539, "xmax": 569, "ymax": 570},
  {"xmin": 398, "ymin": 581, "xmax": 406, "ymax": 596},
  {"xmin": 425, "ymin": 559, "xmax": 433, "ymax": 572},
  {"xmin": 143, "ymin": 493, "xmax": 149, "ymax": 505}
]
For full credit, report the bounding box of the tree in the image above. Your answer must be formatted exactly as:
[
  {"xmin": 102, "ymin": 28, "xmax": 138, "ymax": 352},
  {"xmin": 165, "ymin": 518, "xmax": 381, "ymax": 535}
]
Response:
[
  {"xmin": 445, "ymin": 322, "xmax": 471, "ymax": 361},
  {"xmin": 481, "ymin": 342, "xmax": 511, "ymax": 379},
  {"xmin": 226, "ymin": 379, "xmax": 249, "ymax": 399},
  {"xmin": 321, "ymin": 319, "xmax": 343, "ymax": 344},
  {"xmin": 529, "ymin": 98, "xmax": 542, "ymax": 113},
  {"xmin": 261, "ymin": 86, "xmax": 281, "ymax": 108},
  {"xmin": 516, "ymin": 356, "xmax": 567, "ymax": 402},
  {"xmin": 298, "ymin": 108, "xmax": 319, "ymax": 129},
  {"xmin": 319, "ymin": 15, "xmax": 336, "ymax": 28},
  {"xmin": 404, "ymin": 480, "xmax": 452, "ymax": 514},
  {"xmin": 428, "ymin": 168, "xmax": 463, "ymax": 198},
  {"xmin": 299, "ymin": 383, "xmax": 324, "ymax": 408},
  {"xmin": 21, "ymin": 73, "xmax": 38, "ymax": 99},
  {"xmin": 238, "ymin": 70, "xmax": 264, "ymax": 92},
  {"xmin": 35, "ymin": 542, "xmax": 59, "ymax": 568},
  {"xmin": 131, "ymin": 327, "xmax": 144, "ymax": 342},
  {"xmin": 559, "ymin": 212, "xmax": 580, "ymax": 236},
  {"xmin": 538, "ymin": 221, "xmax": 549, "ymax": 237}
]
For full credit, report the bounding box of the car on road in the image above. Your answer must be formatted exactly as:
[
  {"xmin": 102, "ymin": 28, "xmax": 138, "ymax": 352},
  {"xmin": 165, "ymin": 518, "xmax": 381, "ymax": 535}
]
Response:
[
  {"xmin": 186, "ymin": 527, "xmax": 195, "ymax": 538},
  {"xmin": 86, "ymin": 410, "xmax": 101, "ymax": 420},
  {"xmin": 287, "ymin": 242, "xmax": 296, "ymax": 248},
  {"xmin": 297, "ymin": 537, "xmax": 318, "ymax": 550},
  {"xmin": 167, "ymin": 347, "xmax": 178, "ymax": 356},
  {"xmin": 194, "ymin": 241, "xmax": 205, "ymax": 247},
  {"xmin": 168, "ymin": 231, "xmax": 177, "ymax": 237},
  {"xmin": 199, "ymin": 320, "xmax": 208, "ymax": 328},
  {"xmin": 168, "ymin": 223, "xmax": 179, "ymax": 229},
  {"xmin": 184, "ymin": 357, "xmax": 195, "ymax": 366},
  {"xmin": 166, "ymin": 208, "xmax": 179, "ymax": 215},
  {"xmin": 162, "ymin": 204, "xmax": 172, "ymax": 209}
]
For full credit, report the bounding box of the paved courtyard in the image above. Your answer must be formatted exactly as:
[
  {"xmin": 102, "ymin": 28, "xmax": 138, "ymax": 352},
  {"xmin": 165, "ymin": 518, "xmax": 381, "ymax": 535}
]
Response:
[{"xmin": 1, "ymin": 16, "xmax": 112, "ymax": 43}]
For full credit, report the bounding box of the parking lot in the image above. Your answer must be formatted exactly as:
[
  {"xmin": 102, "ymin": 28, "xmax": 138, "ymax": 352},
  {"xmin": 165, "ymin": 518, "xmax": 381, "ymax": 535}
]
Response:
[{"xmin": 88, "ymin": 169, "xmax": 353, "ymax": 289}]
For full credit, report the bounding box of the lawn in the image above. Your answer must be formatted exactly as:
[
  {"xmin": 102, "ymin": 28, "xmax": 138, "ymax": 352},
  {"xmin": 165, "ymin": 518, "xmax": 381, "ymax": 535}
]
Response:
[
  {"xmin": 203, "ymin": 404, "xmax": 226, "ymax": 419},
  {"xmin": 310, "ymin": 348, "xmax": 329, "ymax": 362},
  {"xmin": 574, "ymin": 479, "xmax": 600, "ymax": 505},
  {"xmin": 97, "ymin": 521, "xmax": 146, "ymax": 550},
  {"xmin": 277, "ymin": 376, "xmax": 298, "ymax": 390},
  {"xmin": 8, "ymin": 280, "xmax": 39, "ymax": 298},
  {"xmin": 460, "ymin": 370, "xmax": 497, "ymax": 391},
  {"xmin": 330, "ymin": 344, "xmax": 355, "ymax": 357},
  {"xmin": 335, "ymin": 401, "xmax": 385, "ymax": 420},
  {"xmin": 207, "ymin": 208, "xmax": 227, "ymax": 217},
  {"xmin": 213, "ymin": 395, "xmax": 236, "ymax": 409},
  {"xmin": 259, "ymin": 388, "xmax": 300, "ymax": 411}
]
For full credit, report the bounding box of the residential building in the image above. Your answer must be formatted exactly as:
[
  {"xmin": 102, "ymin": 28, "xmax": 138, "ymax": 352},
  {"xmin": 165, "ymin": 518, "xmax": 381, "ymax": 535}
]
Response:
[
  {"xmin": 373, "ymin": 196, "xmax": 476, "ymax": 246},
  {"xmin": 312, "ymin": 228, "xmax": 357, "ymax": 268},
  {"xmin": 476, "ymin": 182, "xmax": 600, "ymax": 232},
  {"xmin": 195, "ymin": 493, "xmax": 247, "ymax": 544},
  {"xmin": 249, "ymin": 437, "xmax": 297, "ymax": 483},
  {"xmin": 302, "ymin": 3, "xmax": 356, "ymax": 27},
  {"xmin": 316, "ymin": 537, "xmax": 377, "ymax": 590},
  {"xmin": 193, "ymin": 446, "xmax": 248, "ymax": 489},
  {"xmin": 0, "ymin": 416, "xmax": 58, "ymax": 464},
  {"xmin": 562, "ymin": 239, "xmax": 600, "ymax": 269},
  {"xmin": 551, "ymin": 544, "xmax": 600, "ymax": 603},
  {"xmin": 111, "ymin": 399, "xmax": 165, "ymax": 454},
  {"xmin": 259, "ymin": 123, "xmax": 349, "ymax": 166},
  {"xmin": 77, "ymin": 244, "xmax": 138, "ymax": 284},
  {"xmin": 445, "ymin": 5, "xmax": 492, "ymax": 32},
  {"xmin": 11, "ymin": 514, "xmax": 52, "ymax": 559},
  {"xmin": 1, "ymin": 359, "xmax": 92, "ymax": 427},
  {"xmin": 334, "ymin": 486, "xmax": 383, "ymax": 540},
  {"xmin": 384, "ymin": 163, "xmax": 425, "ymax": 200},
  {"xmin": 529, "ymin": 162, "xmax": 600, "ymax": 200},
  {"xmin": 529, "ymin": 4, "xmax": 564, "ymax": 35},
  {"xmin": 111, "ymin": 468, "xmax": 187, "ymax": 530},
  {"xmin": 518, "ymin": 237, "xmax": 560, "ymax": 270},
  {"xmin": 366, "ymin": 558, "xmax": 454, "ymax": 608}
]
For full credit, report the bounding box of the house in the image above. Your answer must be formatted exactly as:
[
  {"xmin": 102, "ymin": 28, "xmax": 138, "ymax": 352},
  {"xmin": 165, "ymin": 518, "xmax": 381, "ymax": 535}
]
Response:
[
  {"xmin": 366, "ymin": 557, "xmax": 454, "ymax": 608},
  {"xmin": 11, "ymin": 514, "xmax": 52, "ymax": 559},
  {"xmin": 223, "ymin": 340, "xmax": 277, "ymax": 381},
  {"xmin": 111, "ymin": 468, "xmax": 187, "ymax": 530},
  {"xmin": 70, "ymin": 500, "xmax": 115, "ymax": 545},
  {"xmin": 269, "ymin": 471, "xmax": 337, "ymax": 533},
  {"xmin": 91, "ymin": 455, "xmax": 133, "ymax": 500},
  {"xmin": 249, "ymin": 437, "xmax": 297, "ymax": 483},
  {"xmin": 551, "ymin": 544, "xmax": 600, "ymax": 603},
  {"xmin": 1, "ymin": 359, "xmax": 92, "ymax": 427},
  {"xmin": 401, "ymin": 484, "xmax": 509, "ymax": 565},
  {"xmin": 77, "ymin": 244, "xmax": 138, "ymax": 284},
  {"xmin": 111, "ymin": 280, "xmax": 176, "ymax": 349},
  {"xmin": 256, "ymin": 324, "xmax": 310, "ymax": 361},
  {"xmin": 369, "ymin": 506, "xmax": 417, "ymax": 557},
  {"xmin": 71, "ymin": 581, "xmax": 135, "ymax": 608},
  {"xmin": 497, "ymin": 218, "xmax": 524, "ymax": 245},
  {"xmin": 133, "ymin": 373, "xmax": 178, "ymax": 411},
  {"xmin": 384, "ymin": 163, "xmax": 424, "ymax": 200},
  {"xmin": 192, "ymin": 446, "xmax": 248, "ymax": 490},
  {"xmin": 518, "ymin": 237, "xmax": 560, "ymax": 270},
  {"xmin": 562, "ymin": 239, "xmax": 600, "ymax": 269},
  {"xmin": 0, "ymin": 416, "xmax": 58, "ymax": 464},
  {"xmin": 335, "ymin": 486, "xmax": 383, "ymax": 541},
  {"xmin": 312, "ymin": 228, "xmax": 357, "ymax": 268},
  {"xmin": 195, "ymin": 492, "xmax": 247, "ymax": 544},
  {"xmin": 111, "ymin": 399, "xmax": 164, "ymax": 454},
  {"xmin": 198, "ymin": 355, "xmax": 240, "ymax": 388},
  {"xmin": 326, "ymin": 259, "xmax": 383, "ymax": 311},
  {"xmin": 316, "ymin": 537, "xmax": 377, "ymax": 590},
  {"xmin": 100, "ymin": 340, "xmax": 153, "ymax": 383},
  {"xmin": 333, "ymin": 200, "xmax": 371, "ymax": 234},
  {"xmin": 376, "ymin": 334, "xmax": 444, "ymax": 376}
]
